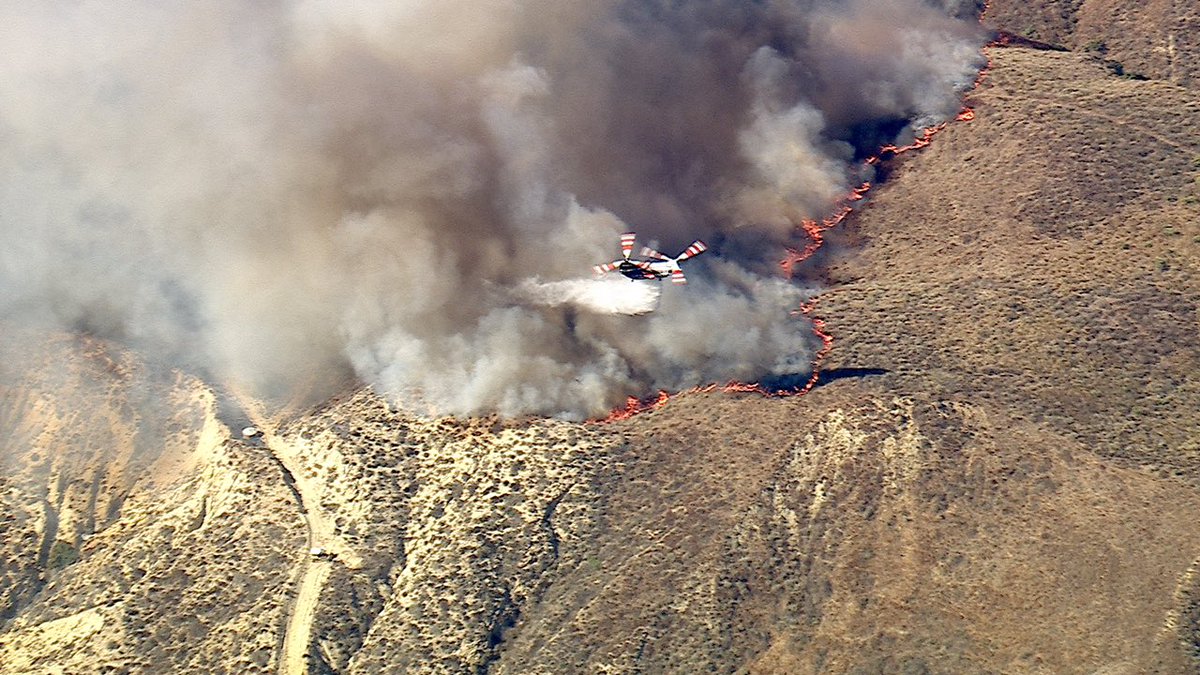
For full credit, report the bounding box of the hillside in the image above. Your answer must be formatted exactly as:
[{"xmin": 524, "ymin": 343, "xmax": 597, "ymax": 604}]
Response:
[
  {"xmin": 822, "ymin": 45, "xmax": 1200, "ymax": 472},
  {"xmin": 985, "ymin": 0, "xmax": 1200, "ymax": 86},
  {"xmin": 2, "ymin": 40, "xmax": 1200, "ymax": 675}
]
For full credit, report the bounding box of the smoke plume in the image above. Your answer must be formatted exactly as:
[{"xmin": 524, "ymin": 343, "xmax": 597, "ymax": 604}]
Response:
[{"xmin": 0, "ymin": 1, "xmax": 983, "ymax": 418}]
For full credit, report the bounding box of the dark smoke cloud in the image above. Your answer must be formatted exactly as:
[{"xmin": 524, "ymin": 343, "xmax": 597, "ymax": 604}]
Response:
[{"xmin": 0, "ymin": 1, "xmax": 983, "ymax": 418}]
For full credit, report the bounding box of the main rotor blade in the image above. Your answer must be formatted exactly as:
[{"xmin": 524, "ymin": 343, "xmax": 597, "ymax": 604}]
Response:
[
  {"xmin": 670, "ymin": 268, "xmax": 687, "ymax": 284},
  {"xmin": 640, "ymin": 246, "xmax": 670, "ymax": 261},
  {"xmin": 620, "ymin": 233, "xmax": 636, "ymax": 260},
  {"xmin": 675, "ymin": 240, "xmax": 707, "ymax": 261},
  {"xmin": 593, "ymin": 261, "xmax": 621, "ymax": 275}
]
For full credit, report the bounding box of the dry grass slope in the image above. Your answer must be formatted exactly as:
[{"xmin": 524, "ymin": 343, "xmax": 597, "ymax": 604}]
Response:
[
  {"xmin": 986, "ymin": 0, "xmax": 1200, "ymax": 86},
  {"xmin": 823, "ymin": 46, "xmax": 1200, "ymax": 471}
]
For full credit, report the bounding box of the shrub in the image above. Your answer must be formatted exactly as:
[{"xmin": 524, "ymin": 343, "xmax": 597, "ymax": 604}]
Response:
[{"xmin": 48, "ymin": 540, "xmax": 79, "ymax": 570}]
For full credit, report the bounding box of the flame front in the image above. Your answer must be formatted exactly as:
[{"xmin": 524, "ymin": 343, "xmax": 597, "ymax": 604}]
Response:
[{"xmin": 601, "ymin": 390, "xmax": 673, "ymax": 423}]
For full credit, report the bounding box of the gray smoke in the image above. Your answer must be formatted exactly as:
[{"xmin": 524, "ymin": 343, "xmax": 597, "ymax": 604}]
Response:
[{"xmin": 0, "ymin": 1, "xmax": 983, "ymax": 418}]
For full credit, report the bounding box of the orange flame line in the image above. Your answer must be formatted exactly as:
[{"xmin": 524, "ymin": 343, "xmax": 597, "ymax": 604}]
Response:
[
  {"xmin": 598, "ymin": 390, "xmax": 672, "ymax": 423},
  {"xmin": 793, "ymin": 299, "xmax": 834, "ymax": 395}
]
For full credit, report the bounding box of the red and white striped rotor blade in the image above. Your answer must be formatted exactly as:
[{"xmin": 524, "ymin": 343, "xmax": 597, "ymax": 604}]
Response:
[
  {"xmin": 676, "ymin": 240, "xmax": 707, "ymax": 261},
  {"xmin": 640, "ymin": 246, "xmax": 669, "ymax": 261},
  {"xmin": 593, "ymin": 261, "xmax": 620, "ymax": 275},
  {"xmin": 620, "ymin": 233, "xmax": 636, "ymax": 260},
  {"xmin": 670, "ymin": 268, "xmax": 687, "ymax": 284}
]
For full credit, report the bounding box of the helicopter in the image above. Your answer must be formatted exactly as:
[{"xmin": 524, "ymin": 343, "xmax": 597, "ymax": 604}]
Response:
[{"xmin": 592, "ymin": 232, "xmax": 707, "ymax": 284}]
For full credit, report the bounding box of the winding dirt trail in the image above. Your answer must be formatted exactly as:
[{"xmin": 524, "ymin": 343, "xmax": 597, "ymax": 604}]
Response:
[
  {"xmin": 281, "ymin": 558, "xmax": 331, "ymax": 675},
  {"xmin": 228, "ymin": 389, "xmax": 349, "ymax": 675}
]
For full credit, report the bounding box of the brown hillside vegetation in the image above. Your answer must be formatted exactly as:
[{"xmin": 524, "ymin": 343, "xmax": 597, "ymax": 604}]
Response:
[
  {"xmin": 822, "ymin": 45, "xmax": 1200, "ymax": 472},
  {"xmin": 986, "ymin": 0, "xmax": 1200, "ymax": 86},
  {"xmin": 2, "ymin": 44, "xmax": 1200, "ymax": 675}
]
